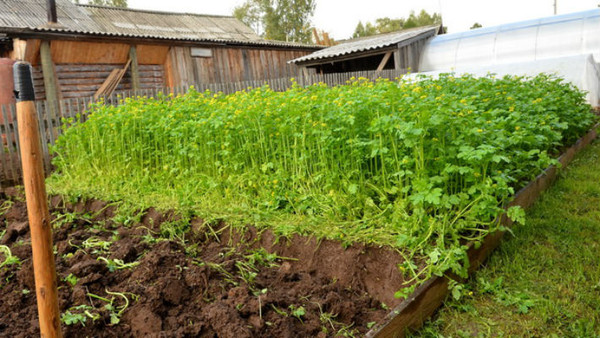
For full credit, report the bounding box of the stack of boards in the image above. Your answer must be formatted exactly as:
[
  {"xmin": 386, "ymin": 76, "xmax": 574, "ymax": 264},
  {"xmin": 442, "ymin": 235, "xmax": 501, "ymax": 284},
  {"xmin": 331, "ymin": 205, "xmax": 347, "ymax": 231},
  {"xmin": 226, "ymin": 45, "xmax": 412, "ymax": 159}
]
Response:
[{"xmin": 93, "ymin": 59, "xmax": 132, "ymax": 100}]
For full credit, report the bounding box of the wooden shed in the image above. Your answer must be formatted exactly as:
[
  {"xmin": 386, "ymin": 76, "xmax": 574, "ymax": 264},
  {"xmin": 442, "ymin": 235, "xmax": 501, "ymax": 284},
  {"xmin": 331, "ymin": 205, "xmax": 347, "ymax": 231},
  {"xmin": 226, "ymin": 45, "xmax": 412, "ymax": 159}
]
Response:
[
  {"xmin": 289, "ymin": 25, "xmax": 441, "ymax": 74},
  {"xmin": 0, "ymin": 0, "xmax": 321, "ymax": 105}
]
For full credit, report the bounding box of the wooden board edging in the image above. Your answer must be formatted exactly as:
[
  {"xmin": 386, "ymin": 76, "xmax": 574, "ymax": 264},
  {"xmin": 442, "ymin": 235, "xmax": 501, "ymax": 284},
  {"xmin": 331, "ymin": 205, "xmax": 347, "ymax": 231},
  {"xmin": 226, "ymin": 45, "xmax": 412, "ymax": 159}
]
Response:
[{"xmin": 366, "ymin": 126, "xmax": 599, "ymax": 338}]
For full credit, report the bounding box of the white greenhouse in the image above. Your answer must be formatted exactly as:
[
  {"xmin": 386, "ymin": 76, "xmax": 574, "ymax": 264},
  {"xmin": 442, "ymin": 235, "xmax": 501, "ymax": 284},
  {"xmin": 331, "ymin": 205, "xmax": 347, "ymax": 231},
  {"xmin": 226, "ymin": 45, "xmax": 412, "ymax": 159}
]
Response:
[{"xmin": 417, "ymin": 9, "xmax": 600, "ymax": 106}]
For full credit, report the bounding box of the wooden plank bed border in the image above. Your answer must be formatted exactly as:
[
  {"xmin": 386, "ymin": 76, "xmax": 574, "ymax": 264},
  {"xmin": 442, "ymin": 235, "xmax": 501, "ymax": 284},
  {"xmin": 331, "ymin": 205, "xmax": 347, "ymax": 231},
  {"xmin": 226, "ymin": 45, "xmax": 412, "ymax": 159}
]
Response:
[{"xmin": 366, "ymin": 125, "xmax": 599, "ymax": 338}]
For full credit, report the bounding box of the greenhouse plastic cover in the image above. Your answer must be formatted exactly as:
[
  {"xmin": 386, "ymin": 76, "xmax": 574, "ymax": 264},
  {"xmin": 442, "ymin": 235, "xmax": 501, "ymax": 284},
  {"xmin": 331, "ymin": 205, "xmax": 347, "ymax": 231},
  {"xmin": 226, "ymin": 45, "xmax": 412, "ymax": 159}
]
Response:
[
  {"xmin": 409, "ymin": 54, "xmax": 600, "ymax": 107},
  {"xmin": 419, "ymin": 9, "xmax": 600, "ymax": 72}
]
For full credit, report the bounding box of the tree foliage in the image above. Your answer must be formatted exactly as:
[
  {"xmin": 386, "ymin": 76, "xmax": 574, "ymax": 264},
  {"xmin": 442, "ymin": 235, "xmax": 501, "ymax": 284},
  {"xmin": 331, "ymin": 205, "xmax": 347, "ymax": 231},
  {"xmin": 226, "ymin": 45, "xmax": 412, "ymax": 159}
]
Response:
[
  {"xmin": 73, "ymin": 0, "xmax": 128, "ymax": 7},
  {"xmin": 233, "ymin": 2, "xmax": 262, "ymax": 34},
  {"xmin": 470, "ymin": 22, "xmax": 483, "ymax": 29},
  {"xmin": 233, "ymin": 0, "xmax": 316, "ymax": 43},
  {"xmin": 403, "ymin": 10, "xmax": 442, "ymax": 29},
  {"xmin": 353, "ymin": 9, "xmax": 442, "ymax": 38}
]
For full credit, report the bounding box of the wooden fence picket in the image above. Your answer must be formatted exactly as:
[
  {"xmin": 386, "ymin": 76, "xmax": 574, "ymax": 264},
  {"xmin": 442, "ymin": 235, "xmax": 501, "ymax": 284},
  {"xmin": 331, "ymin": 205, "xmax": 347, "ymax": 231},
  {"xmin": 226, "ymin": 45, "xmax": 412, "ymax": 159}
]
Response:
[
  {"xmin": 36, "ymin": 101, "xmax": 51, "ymax": 174},
  {"xmin": 0, "ymin": 105, "xmax": 12, "ymax": 182}
]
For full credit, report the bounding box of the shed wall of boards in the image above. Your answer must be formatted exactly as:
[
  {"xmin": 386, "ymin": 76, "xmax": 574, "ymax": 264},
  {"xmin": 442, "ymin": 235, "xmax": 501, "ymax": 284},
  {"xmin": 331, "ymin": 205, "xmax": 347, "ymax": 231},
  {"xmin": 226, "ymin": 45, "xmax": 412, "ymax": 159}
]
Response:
[
  {"xmin": 3, "ymin": 39, "xmax": 314, "ymax": 101},
  {"xmin": 165, "ymin": 46, "xmax": 312, "ymax": 87}
]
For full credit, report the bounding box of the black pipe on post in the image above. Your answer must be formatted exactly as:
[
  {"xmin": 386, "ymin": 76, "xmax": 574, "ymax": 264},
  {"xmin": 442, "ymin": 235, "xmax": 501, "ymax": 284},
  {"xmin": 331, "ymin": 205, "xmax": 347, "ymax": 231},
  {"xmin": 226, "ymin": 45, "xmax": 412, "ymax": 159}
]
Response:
[{"xmin": 47, "ymin": 0, "xmax": 57, "ymax": 24}]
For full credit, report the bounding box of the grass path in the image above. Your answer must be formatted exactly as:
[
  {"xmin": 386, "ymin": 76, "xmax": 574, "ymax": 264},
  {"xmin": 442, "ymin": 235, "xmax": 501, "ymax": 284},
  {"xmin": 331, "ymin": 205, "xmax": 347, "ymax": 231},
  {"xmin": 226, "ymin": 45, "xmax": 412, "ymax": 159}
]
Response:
[{"xmin": 414, "ymin": 138, "xmax": 600, "ymax": 337}]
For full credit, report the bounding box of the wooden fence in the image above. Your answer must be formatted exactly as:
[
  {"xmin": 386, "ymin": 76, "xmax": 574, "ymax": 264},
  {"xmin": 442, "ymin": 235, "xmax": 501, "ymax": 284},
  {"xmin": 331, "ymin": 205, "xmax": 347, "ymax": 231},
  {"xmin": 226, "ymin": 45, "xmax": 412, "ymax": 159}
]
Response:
[{"xmin": 0, "ymin": 68, "xmax": 407, "ymax": 185}]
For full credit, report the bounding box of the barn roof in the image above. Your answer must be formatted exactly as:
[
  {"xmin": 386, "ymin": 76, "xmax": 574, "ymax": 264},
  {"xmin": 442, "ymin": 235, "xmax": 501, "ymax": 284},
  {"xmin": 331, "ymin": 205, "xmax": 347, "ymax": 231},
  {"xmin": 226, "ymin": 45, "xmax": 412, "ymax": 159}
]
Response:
[
  {"xmin": 290, "ymin": 25, "xmax": 440, "ymax": 65},
  {"xmin": 0, "ymin": 0, "xmax": 320, "ymax": 49}
]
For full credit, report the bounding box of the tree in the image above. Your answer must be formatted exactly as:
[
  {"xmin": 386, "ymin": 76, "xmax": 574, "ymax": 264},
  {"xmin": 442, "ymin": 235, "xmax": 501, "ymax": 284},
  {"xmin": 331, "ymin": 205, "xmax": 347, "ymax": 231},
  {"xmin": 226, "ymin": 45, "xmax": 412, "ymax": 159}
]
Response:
[
  {"xmin": 353, "ymin": 21, "xmax": 365, "ymax": 38},
  {"xmin": 233, "ymin": 2, "xmax": 262, "ymax": 34},
  {"xmin": 403, "ymin": 10, "xmax": 442, "ymax": 29},
  {"xmin": 233, "ymin": 0, "xmax": 316, "ymax": 43},
  {"xmin": 470, "ymin": 22, "xmax": 483, "ymax": 29},
  {"xmin": 73, "ymin": 0, "xmax": 128, "ymax": 7},
  {"xmin": 374, "ymin": 17, "xmax": 404, "ymax": 33},
  {"xmin": 352, "ymin": 21, "xmax": 377, "ymax": 38},
  {"xmin": 352, "ymin": 10, "xmax": 442, "ymax": 38}
]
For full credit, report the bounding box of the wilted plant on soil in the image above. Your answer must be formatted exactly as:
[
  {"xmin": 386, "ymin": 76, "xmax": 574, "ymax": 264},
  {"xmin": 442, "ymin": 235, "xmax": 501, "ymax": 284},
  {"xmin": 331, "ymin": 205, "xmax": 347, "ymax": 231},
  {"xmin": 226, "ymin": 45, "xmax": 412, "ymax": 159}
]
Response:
[
  {"xmin": 0, "ymin": 245, "xmax": 20, "ymax": 269},
  {"xmin": 97, "ymin": 256, "xmax": 140, "ymax": 272}
]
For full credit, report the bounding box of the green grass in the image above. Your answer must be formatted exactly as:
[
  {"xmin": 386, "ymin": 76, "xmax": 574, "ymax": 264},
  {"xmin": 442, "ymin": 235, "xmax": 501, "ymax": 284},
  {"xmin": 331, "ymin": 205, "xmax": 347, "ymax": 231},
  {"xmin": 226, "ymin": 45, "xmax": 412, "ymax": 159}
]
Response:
[{"xmin": 414, "ymin": 137, "xmax": 600, "ymax": 337}]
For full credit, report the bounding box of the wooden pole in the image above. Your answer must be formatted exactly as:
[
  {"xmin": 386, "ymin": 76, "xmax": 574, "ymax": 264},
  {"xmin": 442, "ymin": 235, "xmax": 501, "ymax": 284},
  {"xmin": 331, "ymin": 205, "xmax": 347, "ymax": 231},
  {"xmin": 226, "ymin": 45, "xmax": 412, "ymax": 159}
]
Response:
[
  {"xmin": 393, "ymin": 50, "xmax": 402, "ymax": 71},
  {"xmin": 13, "ymin": 61, "xmax": 62, "ymax": 338},
  {"xmin": 129, "ymin": 45, "xmax": 140, "ymax": 93},
  {"xmin": 40, "ymin": 41, "xmax": 60, "ymax": 121}
]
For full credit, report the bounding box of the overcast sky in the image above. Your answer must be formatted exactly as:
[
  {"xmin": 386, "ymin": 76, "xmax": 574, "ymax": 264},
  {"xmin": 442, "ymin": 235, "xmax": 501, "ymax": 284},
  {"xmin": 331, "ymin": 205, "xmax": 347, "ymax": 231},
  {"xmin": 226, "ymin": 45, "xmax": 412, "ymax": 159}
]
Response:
[{"xmin": 127, "ymin": 0, "xmax": 600, "ymax": 39}]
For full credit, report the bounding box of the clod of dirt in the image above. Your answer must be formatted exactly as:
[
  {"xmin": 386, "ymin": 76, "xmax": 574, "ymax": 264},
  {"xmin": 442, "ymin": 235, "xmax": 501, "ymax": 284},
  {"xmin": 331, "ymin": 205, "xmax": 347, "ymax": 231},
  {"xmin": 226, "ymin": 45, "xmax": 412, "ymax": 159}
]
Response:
[
  {"xmin": 204, "ymin": 302, "xmax": 252, "ymax": 338},
  {"xmin": 128, "ymin": 307, "xmax": 163, "ymax": 336},
  {"xmin": 68, "ymin": 259, "xmax": 106, "ymax": 277},
  {"xmin": 1, "ymin": 221, "xmax": 28, "ymax": 244},
  {"xmin": 16, "ymin": 259, "xmax": 35, "ymax": 291},
  {"xmin": 110, "ymin": 239, "xmax": 139, "ymax": 262},
  {"xmin": 141, "ymin": 208, "xmax": 164, "ymax": 230},
  {"xmin": 161, "ymin": 278, "xmax": 190, "ymax": 305}
]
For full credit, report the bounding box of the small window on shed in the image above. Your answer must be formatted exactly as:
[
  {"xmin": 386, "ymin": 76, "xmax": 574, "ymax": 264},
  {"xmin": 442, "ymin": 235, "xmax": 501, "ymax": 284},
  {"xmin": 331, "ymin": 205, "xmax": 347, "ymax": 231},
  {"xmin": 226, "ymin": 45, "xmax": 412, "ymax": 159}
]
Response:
[{"xmin": 191, "ymin": 48, "xmax": 213, "ymax": 58}]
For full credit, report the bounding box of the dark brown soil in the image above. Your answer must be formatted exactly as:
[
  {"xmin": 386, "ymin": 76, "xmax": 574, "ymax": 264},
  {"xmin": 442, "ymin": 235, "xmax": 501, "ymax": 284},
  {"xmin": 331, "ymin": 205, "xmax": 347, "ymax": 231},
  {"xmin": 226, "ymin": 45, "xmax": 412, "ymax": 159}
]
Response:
[{"xmin": 0, "ymin": 188, "xmax": 408, "ymax": 337}]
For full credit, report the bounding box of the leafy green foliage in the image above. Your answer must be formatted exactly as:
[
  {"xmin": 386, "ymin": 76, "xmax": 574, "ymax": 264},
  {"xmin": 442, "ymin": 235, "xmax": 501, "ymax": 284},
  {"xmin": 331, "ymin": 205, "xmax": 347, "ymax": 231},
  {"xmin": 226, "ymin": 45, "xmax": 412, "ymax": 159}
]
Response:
[
  {"xmin": 233, "ymin": 0, "xmax": 315, "ymax": 43},
  {"xmin": 403, "ymin": 10, "xmax": 443, "ymax": 29},
  {"xmin": 64, "ymin": 273, "xmax": 80, "ymax": 287},
  {"xmin": 353, "ymin": 10, "xmax": 443, "ymax": 38},
  {"xmin": 49, "ymin": 74, "xmax": 595, "ymax": 288},
  {"xmin": 507, "ymin": 205, "xmax": 526, "ymax": 225},
  {"xmin": 448, "ymin": 280, "xmax": 465, "ymax": 301},
  {"xmin": 416, "ymin": 141, "xmax": 600, "ymax": 336},
  {"xmin": 289, "ymin": 304, "xmax": 306, "ymax": 321},
  {"xmin": 470, "ymin": 22, "xmax": 483, "ymax": 29},
  {"xmin": 61, "ymin": 305, "xmax": 100, "ymax": 327},
  {"xmin": 52, "ymin": 210, "xmax": 92, "ymax": 229}
]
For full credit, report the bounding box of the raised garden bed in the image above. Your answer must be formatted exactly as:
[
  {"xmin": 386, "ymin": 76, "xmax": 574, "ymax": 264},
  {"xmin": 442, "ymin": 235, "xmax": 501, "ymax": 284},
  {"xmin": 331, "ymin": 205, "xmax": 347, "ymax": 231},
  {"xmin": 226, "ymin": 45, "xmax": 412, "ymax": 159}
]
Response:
[
  {"xmin": 1, "ymin": 127, "xmax": 596, "ymax": 337},
  {"xmin": 367, "ymin": 126, "xmax": 598, "ymax": 337},
  {"xmin": 1, "ymin": 74, "xmax": 598, "ymax": 336}
]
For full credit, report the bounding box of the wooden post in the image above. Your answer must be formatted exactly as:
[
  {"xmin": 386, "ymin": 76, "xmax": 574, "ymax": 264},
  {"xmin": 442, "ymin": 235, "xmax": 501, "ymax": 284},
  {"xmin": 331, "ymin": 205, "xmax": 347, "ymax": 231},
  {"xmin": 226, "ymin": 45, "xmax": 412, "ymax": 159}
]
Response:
[
  {"xmin": 406, "ymin": 44, "xmax": 416, "ymax": 73},
  {"xmin": 39, "ymin": 41, "xmax": 60, "ymax": 120},
  {"xmin": 299, "ymin": 66, "xmax": 310, "ymax": 81},
  {"xmin": 394, "ymin": 50, "xmax": 402, "ymax": 71},
  {"xmin": 129, "ymin": 45, "xmax": 140, "ymax": 93},
  {"xmin": 13, "ymin": 61, "xmax": 62, "ymax": 338},
  {"xmin": 376, "ymin": 52, "xmax": 393, "ymax": 72}
]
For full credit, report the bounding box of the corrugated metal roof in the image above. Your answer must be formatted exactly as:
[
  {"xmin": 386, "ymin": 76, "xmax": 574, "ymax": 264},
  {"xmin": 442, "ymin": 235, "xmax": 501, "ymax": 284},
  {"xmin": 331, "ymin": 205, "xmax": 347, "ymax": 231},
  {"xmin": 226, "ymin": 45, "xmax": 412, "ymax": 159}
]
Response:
[
  {"xmin": 0, "ymin": 0, "xmax": 102, "ymax": 31},
  {"xmin": 290, "ymin": 25, "xmax": 439, "ymax": 64},
  {"xmin": 0, "ymin": 0, "xmax": 320, "ymax": 49},
  {"xmin": 79, "ymin": 5, "xmax": 260, "ymax": 41}
]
